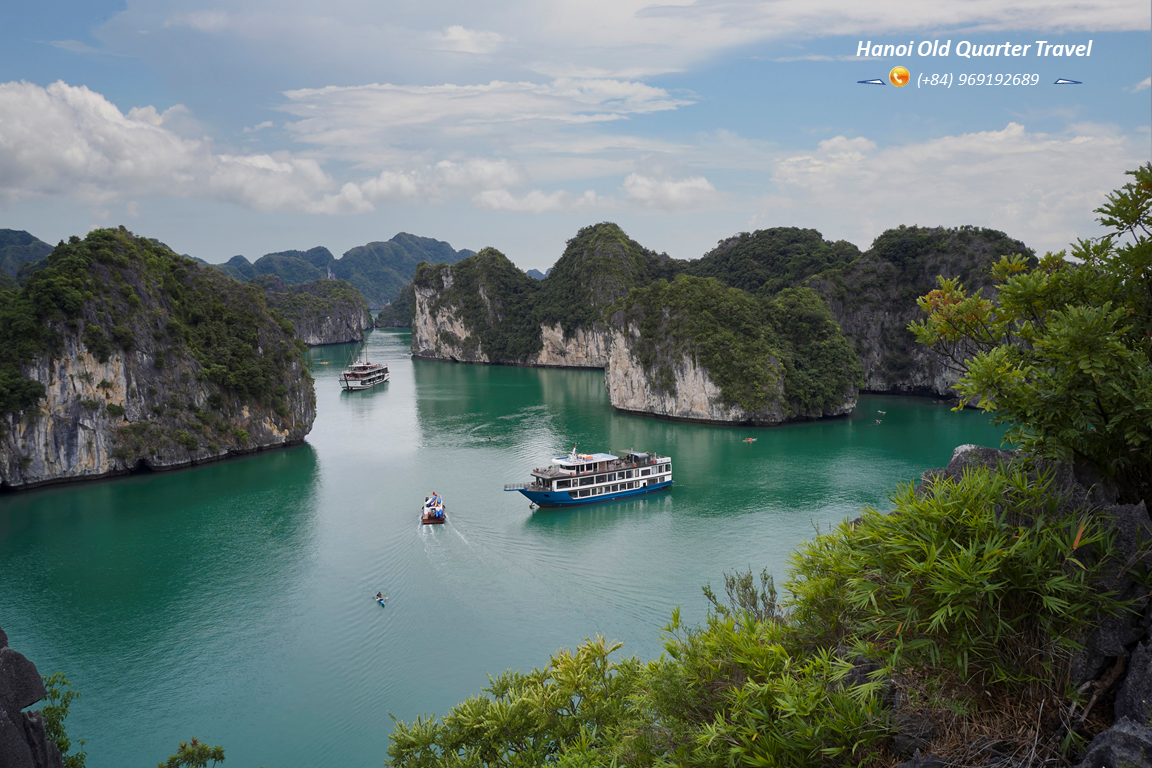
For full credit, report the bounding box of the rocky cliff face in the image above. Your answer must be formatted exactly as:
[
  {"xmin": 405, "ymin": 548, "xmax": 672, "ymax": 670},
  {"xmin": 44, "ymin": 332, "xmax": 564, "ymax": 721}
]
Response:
[
  {"xmin": 411, "ymin": 275, "xmax": 489, "ymax": 362},
  {"xmin": 0, "ymin": 228, "xmax": 316, "ymax": 491},
  {"xmin": 0, "ymin": 626, "xmax": 64, "ymax": 768},
  {"xmin": 807, "ymin": 226, "xmax": 1031, "ymax": 397},
  {"xmin": 529, "ymin": 323, "xmax": 612, "ymax": 368},
  {"xmin": 605, "ymin": 327, "xmax": 791, "ymax": 424},
  {"xmin": 254, "ymin": 275, "xmax": 370, "ymax": 346}
]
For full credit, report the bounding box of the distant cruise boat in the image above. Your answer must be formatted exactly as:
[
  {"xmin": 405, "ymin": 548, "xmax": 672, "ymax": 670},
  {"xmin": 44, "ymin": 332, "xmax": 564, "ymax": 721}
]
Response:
[
  {"xmin": 339, "ymin": 355, "xmax": 389, "ymax": 391},
  {"xmin": 505, "ymin": 447, "xmax": 673, "ymax": 507}
]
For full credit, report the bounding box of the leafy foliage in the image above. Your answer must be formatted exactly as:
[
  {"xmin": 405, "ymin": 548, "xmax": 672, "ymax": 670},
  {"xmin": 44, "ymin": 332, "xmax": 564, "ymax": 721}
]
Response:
[
  {"xmin": 685, "ymin": 227, "xmax": 860, "ymax": 296},
  {"xmin": 535, "ymin": 222, "xmax": 681, "ymax": 337},
  {"xmin": 911, "ymin": 164, "xmax": 1152, "ymax": 503},
  {"xmin": 42, "ymin": 672, "xmax": 87, "ymax": 768},
  {"xmin": 158, "ymin": 738, "xmax": 225, "ymax": 768},
  {"xmin": 788, "ymin": 465, "xmax": 1124, "ymax": 687}
]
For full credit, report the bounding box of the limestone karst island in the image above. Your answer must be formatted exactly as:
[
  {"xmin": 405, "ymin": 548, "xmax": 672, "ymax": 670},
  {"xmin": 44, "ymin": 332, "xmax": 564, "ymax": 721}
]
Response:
[{"xmin": 2, "ymin": 4, "xmax": 1150, "ymax": 768}]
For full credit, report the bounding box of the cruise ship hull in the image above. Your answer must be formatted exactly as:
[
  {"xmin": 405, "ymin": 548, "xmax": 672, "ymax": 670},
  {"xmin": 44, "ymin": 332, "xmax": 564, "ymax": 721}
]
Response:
[
  {"xmin": 516, "ymin": 479, "xmax": 673, "ymax": 507},
  {"xmin": 340, "ymin": 372, "xmax": 389, "ymax": 390}
]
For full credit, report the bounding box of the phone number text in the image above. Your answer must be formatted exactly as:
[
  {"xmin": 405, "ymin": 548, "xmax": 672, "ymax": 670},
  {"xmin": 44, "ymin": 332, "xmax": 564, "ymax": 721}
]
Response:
[{"xmin": 916, "ymin": 73, "xmax": 1041, "ymax": 88}]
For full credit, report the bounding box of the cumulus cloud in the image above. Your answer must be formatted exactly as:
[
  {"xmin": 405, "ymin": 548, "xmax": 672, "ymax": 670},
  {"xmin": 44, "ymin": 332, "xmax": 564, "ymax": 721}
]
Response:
[
  {"xmin": 622, "ymin": 172, "xmax": 718, "ymax": 210},
  {"xmin": 0, "ymin": 80, "xmax": 368, "ymax": 214},
  {"xmin": 358, "ymin": 158, "xmax": 525, "ymax": 204},
  {"xmin": 434, "ymin": 25, "xmax": 505, "ymax": 54},
  {"xmin": 763, "ymin": 122, "xmax": 1142, "ymax": 252}
]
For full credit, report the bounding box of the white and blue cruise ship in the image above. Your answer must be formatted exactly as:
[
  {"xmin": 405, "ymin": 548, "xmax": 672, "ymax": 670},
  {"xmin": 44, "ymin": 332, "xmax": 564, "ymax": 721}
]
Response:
[{"xmin": 505, "ymin": 447, "xmax": 673, "ymax": 507}]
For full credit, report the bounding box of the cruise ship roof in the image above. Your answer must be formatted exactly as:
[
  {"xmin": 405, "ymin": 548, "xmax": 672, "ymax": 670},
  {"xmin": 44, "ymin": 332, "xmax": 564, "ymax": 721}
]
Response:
[{"xmin": 553, "ymin": 452, "xmax": 617, "ymax": 464}]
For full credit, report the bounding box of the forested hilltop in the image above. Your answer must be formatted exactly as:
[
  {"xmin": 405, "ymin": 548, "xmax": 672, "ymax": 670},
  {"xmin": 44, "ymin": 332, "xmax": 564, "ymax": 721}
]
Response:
[
  {"xmin": 0, "ymin": 227, "xmax": 315, "ymax": 490},
  {"xmin": 253, "ymin": 275, "xmax": 371, "ymax": 345},
  {"xmin": 410, "ymin": 220, "xmax": 1028, "ymax": 424},
  {"xmin": 216, "ymin": 232, "xmax": 474, "ymax": 308}
]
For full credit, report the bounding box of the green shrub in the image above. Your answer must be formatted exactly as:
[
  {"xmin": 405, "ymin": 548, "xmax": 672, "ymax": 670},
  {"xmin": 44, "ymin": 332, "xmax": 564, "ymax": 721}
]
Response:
[
  {"xmin": 172, "ymin": 430, "xmax": 198, "ymax": 451},
  {"xmin": 96, "ymin": 379, "xmax": 113, "ymax": 390},
  {"xmin": 787, "ymin": 464, "xmax": 1126, "ymax": 688},
  {"xmin": 41, "ymin": 673, "xmax": 86, "ymax": 768},
  {"xmin": 234, "ymin": 428, "xmax": 249, "ymax": 443},
  {"xmin": 81, "ymin": 325, "xmax": 111, "ymax": 363},
  {"xmin": 78, "ymin": 399, "xmax": 100, "ymax": 410},
  {"xmin": 105, "ymin": 403, "xmax": 125, "ymax": 418}
]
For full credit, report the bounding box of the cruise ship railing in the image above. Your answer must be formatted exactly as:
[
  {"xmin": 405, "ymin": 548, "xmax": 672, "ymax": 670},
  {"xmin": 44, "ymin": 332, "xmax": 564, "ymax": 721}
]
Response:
[{"xmin": 504, "ymin": 482, "xmax": 530, "ymax": 491}]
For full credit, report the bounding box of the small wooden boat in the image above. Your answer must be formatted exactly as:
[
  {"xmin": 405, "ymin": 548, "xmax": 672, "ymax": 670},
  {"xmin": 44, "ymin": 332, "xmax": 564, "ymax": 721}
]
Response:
[{"xmin": 421, "ymin": 495, "xmax": 446, "ymax": 525}]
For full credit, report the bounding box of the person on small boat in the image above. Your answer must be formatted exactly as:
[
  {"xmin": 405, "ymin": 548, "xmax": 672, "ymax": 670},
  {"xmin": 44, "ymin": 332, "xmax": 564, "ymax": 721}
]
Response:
[{"xmin": 375, "ymin": 592, "xmax": 384, "ymax": 600}]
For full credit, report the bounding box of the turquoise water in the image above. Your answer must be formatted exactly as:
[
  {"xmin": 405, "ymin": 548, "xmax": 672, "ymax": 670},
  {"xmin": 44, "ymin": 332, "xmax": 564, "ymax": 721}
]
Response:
[{"xmin": 0, "ymin": 330, "xmax": 1006, "ymax": 767}]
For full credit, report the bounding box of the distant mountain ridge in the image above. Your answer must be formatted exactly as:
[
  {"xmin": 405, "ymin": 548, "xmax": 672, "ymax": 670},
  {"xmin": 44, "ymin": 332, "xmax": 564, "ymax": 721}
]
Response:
[
  {"xmin": 215, "ymin": 233, "xmax": 474, "ymax": 308},
  {"xmin": 0, "ymin": 229, "xmax": 53, "ymax": 281}
]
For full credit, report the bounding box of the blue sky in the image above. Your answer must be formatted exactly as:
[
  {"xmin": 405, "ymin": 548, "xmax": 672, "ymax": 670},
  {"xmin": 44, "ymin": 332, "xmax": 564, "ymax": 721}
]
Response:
[{"xmin": 1, "ymin": 1, "xmax": 1148, "ymax": 270}]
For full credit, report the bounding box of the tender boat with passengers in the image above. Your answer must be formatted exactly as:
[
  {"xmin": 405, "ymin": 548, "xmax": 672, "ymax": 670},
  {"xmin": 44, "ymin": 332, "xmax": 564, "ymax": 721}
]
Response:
[
  {"xmin": 421, "ymin": 494, "xmax": 446, "ymax": 524},
  {"xmin": 504, "ymin": 446, "xmax": 673, "ymax": 507}
]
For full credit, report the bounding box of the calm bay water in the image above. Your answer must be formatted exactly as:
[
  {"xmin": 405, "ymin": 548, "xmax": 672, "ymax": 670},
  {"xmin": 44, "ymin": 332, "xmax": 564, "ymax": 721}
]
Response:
[{"xmin": 0, "ymin": 329, "xmax": 1006, "ymax": 767}]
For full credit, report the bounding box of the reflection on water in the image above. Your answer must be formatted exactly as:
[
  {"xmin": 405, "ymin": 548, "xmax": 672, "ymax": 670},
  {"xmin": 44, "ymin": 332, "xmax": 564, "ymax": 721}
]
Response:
[{"xmin": 0, "ymin": 328, "xmax": 1008, "ymax": 768}]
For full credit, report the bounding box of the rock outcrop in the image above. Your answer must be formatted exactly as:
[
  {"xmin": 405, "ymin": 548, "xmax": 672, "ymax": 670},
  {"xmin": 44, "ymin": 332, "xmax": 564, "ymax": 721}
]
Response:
[
  {"xmin": 412, "ymin": 226, "xmax": 861, "ymax": 425},
  {"xmin": 0, "ymin": 627, "xmax": 64, "ymax": 768},
  {"xmin": 253, "ymin": 275, "xmax": 370, "ymax": 345},
  {"xmin": 605, "ymin": 327, "xmax": 792, "ymax": 424},
  {"xmin": 807, "ymin": 226, "xmax": 1032, "ymax": 396},
  {"xmin": 0, "ymin": 228, "xmax": 316, "ymax": 491}
]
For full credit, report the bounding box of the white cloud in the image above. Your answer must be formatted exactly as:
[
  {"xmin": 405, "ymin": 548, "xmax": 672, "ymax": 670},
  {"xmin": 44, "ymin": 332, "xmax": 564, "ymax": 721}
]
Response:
[
  {"xmin": 359, "ymin": 159, "xmax": 525, "ymax": 204},
  {"xmin": 99, "ymin": 1, "xmax": 1150, "ymax": 83},
  {"xmin": 0, "ymin": 80, "xmax": 368, "ymax": 214},
  {"xmin": 47, "ymin": 40, "xmax": 128, "ymax": 56},
  {"xmin": 1130, "ymin": 77, "xmax": 1151, "ymax": 92},
  {"xmin": 242, "ymin": 120, "xmax": 274, "ymax": 133},
  {"xmin": 764, "ymin": 122, "xmax": 1142, "ymax": 252},
  {"xmin": 162, "ymin": 11, "xmax": 232, "ymax": 33},
  {"xmin": 434, "ymin": 26, "xmax": 505, "ymax": 54},
  {"xmin": 622, "ymin": 173, "xmax": 718, "ymax": 210},
  {"xmin": 472, "ymin": 188, "xmax": 567, "ymax": 213},
  {"xmin": 279, "ymin": 78, "xmax": 693, "ymax": 155}
]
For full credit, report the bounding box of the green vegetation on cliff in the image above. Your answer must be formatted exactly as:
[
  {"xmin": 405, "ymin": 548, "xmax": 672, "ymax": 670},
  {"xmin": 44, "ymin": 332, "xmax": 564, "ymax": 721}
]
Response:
[
  {"xmin": 536, "ymin": 222, "xmax": 681, "ymax": 336},
  {"xmin": 622, "ymin": 276, "xmax": 860, "ymax": 416},
  {"xmin": 253, "ymin": 275, "xmax": 370, "ymax": 341},
  {"xmin": 0, "ymin": 227, "xmax": 308, "ymax": 415},
  {"xmin": 415, "ymin": 247, "xmax": 542, "ymax": 361},
  {"xmin": 375, "ymin": 283, "xmax": 415, "ymax": 328},
  {"xmin": 685, "ymin": 227, "xmax": 860, "ymax": 296}
]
